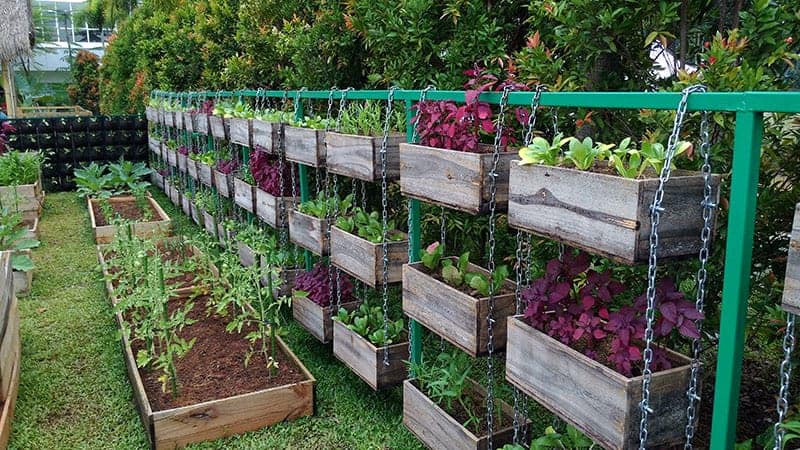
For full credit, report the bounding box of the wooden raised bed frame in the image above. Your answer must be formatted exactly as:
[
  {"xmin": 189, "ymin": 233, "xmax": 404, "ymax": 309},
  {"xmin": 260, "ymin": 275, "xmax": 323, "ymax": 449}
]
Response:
[
  {"xmin": 505, "ymin": 316, "xmax": 695, "ymax": 450},
  {"xmin": 783, "ymin": 204, "xmax": 800, "ymax": 314},
  {"xmin": 402, "ymin": 259, "xmax": 516, "ymax": 357},
  {"xmin": 325, "ymin": 132, "xmax": 404, "ymax": 182},
  {"xmin": 0, "ymin": 176, "xmax": 44, "ymax": 221},
  {"xmin": 288, "ymin": 210, "xmax": 329, "ymax": 256},
  {"xmin": 284, "ymin": 126, "xmax": 325, "ymax": 167},
  {"xmin": 0, "ymin": 253, "xmax": 23, "ymax": 449},
  {"xmin": 329, "ymin": 226, "xmax": 407, "ymax": 287},
  {"xmin": 507, "ymin": 163, "xmax": 722, "ymax": 264},
  {"xmin": 399, "ymin": 143, "xmax": 515, "ymax": 215},
  {"xmin": 292, "ymin": 294, "xmax": 359, "ymax": 344},
  {"xmin": 88, "ymin": 196, "xmax": 172, "ymax": 244},
  {"xmin": 332, "ymin": 320, "xmax": 408, "ymax": 390}
]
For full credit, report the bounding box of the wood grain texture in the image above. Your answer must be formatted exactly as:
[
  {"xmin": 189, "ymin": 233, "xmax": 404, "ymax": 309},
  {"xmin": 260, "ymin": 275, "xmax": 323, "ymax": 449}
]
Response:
[
  {"xmin": 288, "ymin": 210, "xmax": 329, "ymax": 256},
  {"xmin": 402, "ymin": 260, "xmax": 516, "ymax": 357},
  {"xmin": 209, "ymin": 115, "xmax": 228, "ymax": 141},
  {"xmin": 505, "ymin": 316, "xmax": 695, "ymax": 450},
  {"xmin": 88, "ymin": 196, "xmax": 172, "ymax": 244},
  {"xmin": 214, "ymin": 170, "xmax": 232, "ymax": 198},
  {"xmin": 187, "ymin": 159, "xmax": 198, "ymax": 180},
  {"xmin": 255, "ymin": 188, "xmax": 297, "ymax": 228},
  {"xmin": 330, "ymin": 226, "xmax": 407, "ymax": 287},
  {"xmin": 195, "ymin": 113, "xmax": 210, "ymax": 135},
  {"xmin": 176, "ymin": 153, "xmax": 188, "ymax": 173},
  {"xmin": 0, "ymin": 295, "xmax": 19, "ymax": 402},
  {"xmin": 233, "ymin": 177, "xmax": 256, "ymax": 213},
  {"xmin": 399, "ymin": 144, "xmax": 515, "ymax": 214},
  {"xmin": 148, "ymin": 137, "xmax": 161, "ymax": 155},
  {"xmin": 782, "ymin": 204, "xmax": 800, "ymax": 314},
  {"xmin": 508, "ymin": 164, "xmax": 722, "ymax": 264},
  {"xmin": 403, "ymin": 379, "xmax": 522, "ymax": 450},
  {"xmin": 165, "ymin": 148, "xmax": 177, "ymax": 168},
  {"xmin": 284, "ymin": 126, "xmax": 326, "ymax": 167},
  {"xmin": 292, "ymin": 294, "xmax": 360, "ymax": 344},
  {"xmin": 0, "ymin": 338, "xmax": 19, "ymax": 450},
  {"xmin": 252, "ymin": 120, "xmax": 281, "ymax": 153},
  {"xmin": 325, "ymin": 132, "xmax": 404, "ymax": 181},
  {"xmin": 229, "ymin": 118, "xmax": 253, "ymax": 147},
  {"xmin": 197, "ymin": 162, "xmax": 214, "ymax": 187},
  {"xmin": 0, "ymin": 178, "xmax": 43, "ymax": 215},
  {"xmin": 333, "ymin": 320, "xmax": 408, "ymax": 390},
  {"xmin": 201, "ymin": 210, "xmax": 216, "ymax": 236},
  {"xmin": 182, "ymin": 112, "xmax": 194, "ymax": 133}
]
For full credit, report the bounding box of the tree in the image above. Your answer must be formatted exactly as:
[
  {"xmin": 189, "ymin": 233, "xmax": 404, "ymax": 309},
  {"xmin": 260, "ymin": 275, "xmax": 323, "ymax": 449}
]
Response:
[{"xmin": 68, "ymin": 50, "xmax": 100, "ymax": 113}]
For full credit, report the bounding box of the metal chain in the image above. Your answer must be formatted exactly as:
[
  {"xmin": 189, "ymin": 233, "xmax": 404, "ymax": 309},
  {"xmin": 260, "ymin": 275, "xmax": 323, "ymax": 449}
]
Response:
[
  {"xmin": 381, "ymin": 88, "xmax": 398, "ymax": 367},
  {"xmin": 361, "ymin": 180, "xmax": 367, "ymax": 211},
  {"xmin": 639, "ymin": 84, "xmax": 706, "ymax": 449},
  {"xmin": 684, "ymin": 101, "xmax": 715, "ymax": 449},
  {"xmin": 774, "ymin": 313, "xmax": 797, "ymax": 450},
  {"xmin": 411, "ymin": 85, "xmax": 436, "ymax": 144},
  {"xmin": 523, "ymin": 85, "xmax": 546, "ymax": 146},
  {"xmin": 325, "ymin": 87, "xmax": 338, "ymax": 131},
  {"xmin": 439, "ymin": 205, "xmax": 447, "ymax": 353},
  {"xmin": 278, "ymin": 116, "xmax": 289, "ymax": 254},
  {"xmin": 327, "ymin": 170, "xmax": 338, "ymax": 309},
  {"xmin": 336, "ymin": 88, "xmax": 353, "ymax": 133}
]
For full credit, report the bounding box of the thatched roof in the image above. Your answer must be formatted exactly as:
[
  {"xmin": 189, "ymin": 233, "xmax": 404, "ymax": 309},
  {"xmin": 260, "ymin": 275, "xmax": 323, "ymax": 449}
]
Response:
[{"xmin": 0, "ymin": 0, "xmax": 34, "ymax": 62}]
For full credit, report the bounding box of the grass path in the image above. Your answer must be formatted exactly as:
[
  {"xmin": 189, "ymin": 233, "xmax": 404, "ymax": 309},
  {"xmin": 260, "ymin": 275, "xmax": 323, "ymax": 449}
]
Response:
[{"xmin": 9, "ymin": 191, "xmax": 425, "ymax": 449}]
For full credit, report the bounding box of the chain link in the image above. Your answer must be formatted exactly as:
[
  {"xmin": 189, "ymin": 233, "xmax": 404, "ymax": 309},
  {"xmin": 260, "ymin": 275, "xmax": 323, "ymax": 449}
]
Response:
[
  {"xmin": 411, "ymin": 85, "xmax": 436, "ymax": 144},
  {"xmin": 325, "ymin": 87, "xmax": 338, "ymax": 131},
  {"xmin": 639, "ymin": 84, "xmax": 706, "ymax": 449},
  {"xmin": 336, "ymin": 88, "xmax": 353, "ymax": 133},
  {"xmin": 381, "ymin": 88, "xmax": 398, "ymax": 367},
  {"xmin": 774, "ymin": 313, "xmax": 797, "ymax": 450}
]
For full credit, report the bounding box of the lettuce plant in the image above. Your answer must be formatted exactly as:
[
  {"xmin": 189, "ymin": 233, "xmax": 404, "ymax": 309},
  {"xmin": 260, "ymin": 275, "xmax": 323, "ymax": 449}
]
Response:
[
  {"xmin": 297, "ymin": 193, "xmax": 353, "ymax": 219},
  {"xmin": 421, "ymin": 242, "xmax": 510, "ymax": 298},
  {"xmin": 335, "ymin": 302, "xmax": 404, "ymax": 346},
  {"xmin": 335, "ymin": 207, "xmax": 405, "ymax": 243}
]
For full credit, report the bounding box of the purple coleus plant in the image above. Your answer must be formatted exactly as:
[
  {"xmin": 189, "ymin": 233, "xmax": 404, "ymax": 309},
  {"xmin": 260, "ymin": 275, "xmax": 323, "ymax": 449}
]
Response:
[
  {"xmin": 177, "ymin": 145, "xmax": 189, "ymax": 156},
  {"xmin": 293, "ymin": 262, "xmax": 355, "ymax": 307},
  {"xmin": 0, "ymin": 121, "xmax": 16, "ymax": 154},
  {"xmin": 522, "ymin": 251, "xmax": 703, "ymax": 377},
  {"xmin": 193, "ymin": 100, "xmax": 214, "ymax": 115},
  {"xmin": 249, "ymin": 147, "xmax": 293, "ymax": 196},
  {"xmin": 216, "ymin": 158, "xmax": 239, "ymax": 175}
]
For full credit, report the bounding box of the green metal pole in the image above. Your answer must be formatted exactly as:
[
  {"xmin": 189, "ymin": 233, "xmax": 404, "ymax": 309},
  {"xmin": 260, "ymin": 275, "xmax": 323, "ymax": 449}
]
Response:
[
  {"xmin": 709, "ymin": 111, "xmax": 764, "ymax": 450},
  {"xmin": 294, "ymin": 95, "xmax": 313, "ymax": 271},
  {"xmin": 404, "ymin": 98, "xmax": 423, "ymax": 370}
]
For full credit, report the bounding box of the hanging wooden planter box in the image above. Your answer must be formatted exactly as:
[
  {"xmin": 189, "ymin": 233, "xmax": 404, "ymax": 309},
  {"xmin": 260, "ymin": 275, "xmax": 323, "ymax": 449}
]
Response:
[
  {"xmin": 325, "ymin": 132, "xmax": 404, "ymax": 182},
  {"xmin": 88, "ymin": 196, "xmax": 172, "ymax": 244},
  {"xmin": 145, "ymin": 107, "xmax": 158, "ymax": 122},
  {"xmin": 329, "ymin": 226, "xmax": 407, "ymax": 287},
  {"xmin": 209, "ymin": 115, "xmax": 228, "ymax": 141},
  {"xmin": 214, "ymin": 170, "xmax": 233, "ymax": 198},
  {"xmin": 201, "ymin": 210, "xmax": 217, "ymax": 236},
  {"xmin": 288, "ymin": 210, "xmax": 329, "ymax": 256},
  {"xmin": 197, "ymin": 161, "xmax": 214, "ymax": 187},
  {"xmin": 190, "ymin": 203, "xmax": 201, "ymax": 226},
  {"xmin": 177, "ymin": 152, "xmax": 188, "ymax": 173},
  {"xmin": 252, "ymin": 120, "xmax": 281, "ymax": 153},
  {"xmin": 267, "ymin": 266, "xmax": 300, "ymax": 299},
  {"xmin": 782, "ymin": 204, "xmax": 800, "ymax": 314},
  {"xmin": 181, "ymin": 194, "xmax": 191, "ymax": 217},
  {"xmin": 403, "ymin": 379, "xmax": 523, "ymax": 450},
  {"xmin": 332, "ymin": 320, "xmax": 408, "ymax": 390},
  {"xmin": 233, "ymin": 177, "xmax": 256, "ymax": 213},
  {"xmin": 505, "ymin": 316, "xmax": 695, "ymax": 450},
  {"xmin": 399, "ymin": 144, "xmax": 515, "ymax": 215},
  {"xmin": 237, "ymin": 241, "xmax": 258, "ymax": 268},
  {"xmin": 150, "ymin": 172, "xmax": 164, "ymax": 190},
  {"xmin": 195, "ymin": 113, "xmax": 210, "ymax": 135},
  {"xmin": 187, "ymin": 159, "xmax": 198, "ymax": 180},
  {"xmin": 292, "ymin": 294, "xmax": 360, "ymax": 344},
  {"xmin": 182, "ymin": 112, "xmax": 194, "ymax": 133},
  {"xmin": 402, "ymin": 259, "xmax": 516, "ymax": 357},
  {"xmin": 157, "ymin": 109, "xmax": 166, "ymax": 125},
  {"xmin": 255, "ymin": 188, "xmax": 297, "ymax": 228},
  {"xmin": 284, "ymin": 126, "xmax": 326, "ymax": 167},
  {"xmin": 164, "ymin": 111, "xmax": 175, "ymax": 128},
  {"xmin": 148, "ymin": 137, "xmax": 161, "ymax": 155},
  {"xmin": 165, "ymin": 148, "xmax": 177, "ymax": 168},
  {"xmin": 507, "ymin": 164, "xmax": 722, "ymax": 264},
  {"xmin": 174, "ymin": 112, "xmax": 184, "ymax": 130},
  {"xmin": 168, "ymin": 183, "xmax": 181, "ymax": 207},
  {"xmin": 229, "ymin": 118, "xmax": 253, "ymax": 147}
]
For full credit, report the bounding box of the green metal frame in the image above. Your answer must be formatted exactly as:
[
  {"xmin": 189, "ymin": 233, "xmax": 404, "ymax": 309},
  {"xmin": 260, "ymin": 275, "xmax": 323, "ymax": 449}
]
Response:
[{"xmin": 153, "ymin": 88, "xmax": 800, "ymax": 450}]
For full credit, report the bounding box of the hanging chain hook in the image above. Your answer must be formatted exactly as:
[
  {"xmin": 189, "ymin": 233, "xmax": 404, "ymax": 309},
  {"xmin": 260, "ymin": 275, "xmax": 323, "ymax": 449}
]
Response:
[
  {"xmin": 336, "ymin": 87, "xmax": 354, "ymax": 133},
  {"xmin": 381, "ymin": 87, "xmax": 398, "ymax": 367},
  {"xmin": 774, "ymin": 312, "xmax": 797, "ymax": 450}
]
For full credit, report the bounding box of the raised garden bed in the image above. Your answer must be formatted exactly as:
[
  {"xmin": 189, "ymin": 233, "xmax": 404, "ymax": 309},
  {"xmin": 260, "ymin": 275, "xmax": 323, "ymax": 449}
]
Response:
[
  {"xmin": 0, "ymin": 253, "xmax": 22, "ymax": 449},
  {"xmin": 325, "ymin": 132, "xmax": 404, "ymax": 182},
  {"xmin": 88, "ymin": 196, "xmax": 172, "ymax": 244},
  {"xmin": 0, "ymin": 177, "xmax": 44, "ymax": 221},
  {"xmin": 284, "ymin": 126, "xmax": 325, "ymax": 167},
  {"xmin": 288, "ymin": 209, "xmax": 329, "ymax": 256},
  {"xmin": 332, "ymin": 320, "xmax": 408, "ymax": 390},
  {"xmin": 329, "ymin": 226, "xmax": 407, "ymax": 287},
  {"xmin": 782, "ymin": 203, "xmax": 800, "ymax": 314},
  {"xmin": 255, "ymin": 188, "xmax": 296, "ymax": 228}
]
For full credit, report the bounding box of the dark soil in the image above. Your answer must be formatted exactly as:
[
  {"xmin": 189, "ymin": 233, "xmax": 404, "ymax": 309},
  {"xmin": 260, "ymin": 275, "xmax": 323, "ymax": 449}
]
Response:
[
  {"xmin": 129, "ymin": 295, "xmax": 307, "ymax": 411},
  {"xmin": 417, "ymin": 260, "xmax": 514, "ymax": 298},
  {"xmin": 92, "ymin": 198, "xmax": 160, "ymax": 226},
  {"xmin": 413, "ymin": 380, "xmax": 512, "ymax": 436}
]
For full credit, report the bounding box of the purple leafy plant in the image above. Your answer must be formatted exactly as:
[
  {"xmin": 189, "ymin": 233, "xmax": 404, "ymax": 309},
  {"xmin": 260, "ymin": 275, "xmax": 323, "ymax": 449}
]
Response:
[
  {"xmin": 293, "ymin": 262, "xmax": 355, "ymax": 307},
  {"xmin": 177, "ymin": 145, "xmax": 189, "ymax": 156},
  {"xmin": 0, "ymin": 121, "xmax": 16, "ymax": 154},
  {"xmin": 249, "ymin": 147, "xmax": 293, "ymax": 196},
  {"xmin": 216, "ymin": 158, "xmax": 239, "ymax": 175}
]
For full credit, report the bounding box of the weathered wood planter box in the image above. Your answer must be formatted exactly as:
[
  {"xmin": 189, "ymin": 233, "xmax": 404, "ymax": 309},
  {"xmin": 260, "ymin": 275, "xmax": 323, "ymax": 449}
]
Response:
[
  {"xmin": 187, "ymin": 158, "xmax": 198, "ymax": 180},
  {"xmin": 782, "ymin": 203, "xmax": 800, "ymax": 314},
  {"xmin": 182, "ymin": 112, "xmax": 194, "ymax": 133},
  {"xmin": 292, "ymin": 294, "xmax": 359, "ymax": 344},
  {"xmin": 181, "ymin": 195, "xmax": 191, "ymax": 217},
  {"xmin": 173, "ymin": 112, "xmax": 184, "ymax": 130},
  {"xmin": 507, "ymin": 164, "xmax": 722, "ymax": 264},
  {"xmin": 150, "ymin": 171, "xmax": 164, "ymax": 190},
  {"xmin": 209, "ymin": 115, "xmax": 228, "ymax": 141},
  {"xmin": 190, "ymin": 203, "xmax": 201, "ymax": 226},
  {"xmin": 255, "ymin": 188, "xmax": 296, "ymax": 228},
  {"xmin": 237, "ymin": 241, "xmax": 258, "ymax": 268},
  {"xmin": 145, "ymin": 107, "xmax": 158, "ymax": 122},
  {"xmin": 505, "ymin": 316, "xmax": 695, "ymax": 450},
  {"xmin": 403, "ymin": 379, "xmax": 523, "ymax": 450},
  {"xmin": 0, "ymin": 177, "xmax": 44, "ymax": 220},
  {"xmin": 0, "ymin": 255, "xmax": 20, "ymax": 450},
  {"xmin": 168, "ymin": 183, "xmax": 181, "ymax": 207},
  {"xmin": 148, "ymin": 137, "xmax": 161, "ymax": 156},
  {"xmin": 233, "ymin": 177, "xmax": 256, "ymax": 213},
  {"xmin": 288, "ymin": 210, "xmax": 329, "ymax": 256},
  {"xmin": 325, "ymin": 132, "xmax": 404, "ymax": 182},
  {"xmin": 88, "ymin": 196, "xmax": 172, "ymax": 244},
  {"xmin": 284, "ymin": 126, "xmax": 325, "ymax": 167},
  {"xmin": 214, "ymin": 170, "xmax": 233, "ymax": 198},
  {"xmin": 402, "ymin": 259, "xmax": 516, "ymax": 357},
  {"xmin": 333, "ymin": 320, "xmax": 408, "ymax": 390},
  {"xmin": 399, "ymin": 144, "xmax": 515, "ymax": 214},
  {"xmin": 268, "ymin": 265, "xmax": 300, "ymax": 299},
  {"xmin": 195, "ymin": 113, "xmax": 210, "ymax": 135},
  {"xmin": 197, "ymin": 162, "xmax": 214, "ymax": 187},
  {"xmin": 201, "ymin": 210, "xmax": 217, "ymax": 236},
  {"xmin": 165, "ymin": 148, "xmax": 177, "ymax": 168},
  {"xmin": 164, "ymin": 111, "xmax": 175, "ymax": 128},
  {"xmin": 229, "ymin": 118, "xmax": 253, "ymax": 147},
  {"xmin": 252, "ymin": 120, "xmax": 281, "ymax": 153},
  {"xmin": 177, "ymin": 152, "xmax": 188, "ymax": 173},
  {"xmin": 330, "ymin": 226, "xmax": 407, "ymax": 287}
]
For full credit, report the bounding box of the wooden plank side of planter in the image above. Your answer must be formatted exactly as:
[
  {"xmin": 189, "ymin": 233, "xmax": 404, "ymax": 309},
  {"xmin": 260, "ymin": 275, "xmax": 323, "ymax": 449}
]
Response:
[
  {"xmin": 505, "ymin": 316, "xmax": 693, "ymax": 450},
  {"xmin": 252, "ymin": 120, "xmax": 280, "ymax": 153},
  {"xmin": 292, "ymin": 294, "xmax": 360, "ymax": 344},
  {"xmin": 165, "ymin": 149, "xmax": 177, "ymax": 167},
  {"xmin": 325, "ymin": 132, "xmax": 404, "ymax": 181},
  {"xmin": 214, "ymin": 170, "xmax": 232, "ymax": 198},
  {"xmin": 255, "ymin": 188, "xmax": 297, "ymax": 228},
  {"xmin": 329, "ymin": 226, "xmax": 407, "ymax": 287},
  {"xmin": 229, "ymin": 118, "xmax": 253, "ymax": 148},
  {"xmin": 187, "ymin": 159, "xmax": 198, "ymax": 179},
  {"xmin": 195, "ymin": 113, "xmax": 210, "ymax": 135},
  {"xmin": 508, "ymin": 164, "xmax": 721, "ymax": 263},
  {"xmin": 783, "ymin": 205, "xmax": 800, "ymax": 314},
  {"xmin": 183, "ymin": 112, "xmax": 194, "ymax": 133},
  {"xmin": 0, "ymin": 295, "xmax": 19, "ymax": 402},
  {"xmin": 0, "ymin": 341, "xmax": 19, "ymax": 450},
  {"xmin": 164, "ymin": 112, "xmax": 175, "ymax": 128},
  {"xmin": 332, "ymin": 320, "xmax": 408, "ymax": 390},
  {"xmin": 177, "ymin": 153, "xmax": 188, "ymax": 173},
  {"xmin": 402, "ymin": 260, "xmax": 516, "ymax": 357},
  {"xmin": 197, "ymin": 162, "xmax": 214, "ymax": 187},
  {"xmin": 89, "ymin": 196, "xmax": 172, "ymax": 244},
  {"xmin": 288, "ymin": 210, "xmax": 329, "ymax": 256},
  {"xmin": 237, "ymin": 241, "xmax": 257, "ymax": 267},
  {"xmin": 202, "ymin": 210, "xmax": 217, "ymax": 236},
  {"xmin": 148, "ymin": 137, "xmax": 161, "ymax": 155},
  {"xmin": 284, "ymin": 127, "xmax": 325, "ymax": 167},
  {"xmin": 209, "ymin": 116, "xmax": 228, "ymax": 141},
  {"xmin": 399, "ymin": 144, "xmax": 514, "ymax": 214},
  {"xmin": 403, "ymin": 379, "xmax": 520, "ymax": 450},
  {"xmin": 233, "ymin": 177, "xmax": 256, "ymax": 213},
  {"xmin": 0, "ymin": 179, "xmax": 42, "ymax": 214}
]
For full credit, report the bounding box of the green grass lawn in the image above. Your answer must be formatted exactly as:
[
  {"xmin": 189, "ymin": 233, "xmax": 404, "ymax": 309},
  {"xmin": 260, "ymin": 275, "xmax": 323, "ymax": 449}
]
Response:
[{"xmin": 9, "ymin": 190, "xmax": 548, "ymax": 449}]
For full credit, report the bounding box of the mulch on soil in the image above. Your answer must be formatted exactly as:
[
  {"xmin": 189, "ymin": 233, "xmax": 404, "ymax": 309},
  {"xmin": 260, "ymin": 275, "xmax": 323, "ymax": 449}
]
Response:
[{"xmin": 92, "ymin": 198, "xmax": 161, "ymax": 226}]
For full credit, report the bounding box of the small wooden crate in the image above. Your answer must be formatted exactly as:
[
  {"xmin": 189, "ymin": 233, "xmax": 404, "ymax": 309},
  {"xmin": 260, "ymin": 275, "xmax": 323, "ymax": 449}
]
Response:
[
  {"xmin": 332, "ymin": 320, "xmax": 408, "ymax": 390},
  {"xmin": 209, "ymin": 115, "xmax": 228, "ymax": 141},
  {"xmin": 148, "ymin": 137, "xmax": 161, "ymax": 155},
  {"xmin": 164, "ymin": 111, "xmax": 175, "ymax": 128},
  {"xmin": 195, "ymin": 113, "xmax": 210, "ymax": 135},
  {"xmin": 325, "ymin": 132, "xmax": 404, "ymax": 182},
  {"xmin": 292, "ymin": 294, "xmax": 360, "ymax": 344},
  {"xmin": 181, "ymin": 194, "xmax": 191, "ymax": 217},
  {"xmin": 402, "ymin": 259, "xmax": 516, "ymax": 357},
  {"xmin": 255, "ymin": 188, "xmax": 297, "ymax": 228},
  {"xmin": 284, "ymin": 126, "xmax": 326, "ymax": 167},
  {"xmin": 197, "ymin": 161, "xmax": 214, "ymax": 187},
  {"xmin": 229, "ymin": 118, "xmax": 253, "ymax": 147},
  {"xmin": 399, "ymin": 144, "xmax": 515, "ymax": 214},
  {"xmin": 288, "ymin": 210, "xmax": 329, "ymax": 256},
  {"xmin": 165, "ymin": 148, "xmax": 177, "ymax": 168},
  {"xmin": 145, "ymin": 107, "xmax": 158, "ymax": 122},
  {"xmin": 201, "ymin": 210, "xmax": 217, "ymax": 236},
  {"xmin": 88, "ymin": 196, "xmax": 172, "ymax": 244},
  {"xmin": 505, "ymin": 316, "xmax": 695, "ymax": 450},
  {"xmin": 233, "ymin": 177, "xmax": 256, "ymax": 213},
  {"xmin": 403, "ymin": 379, "xmax": 523, "ymax": 450},
  {"xmin": 252, "ymin": 120, "xmax": 281, "ymax": 153},
  {"xmin": 330, "ymin": 226, "xmax": 407, "ymax": 287},
  {"xmin": 508, "ymin": 164, "xmax": 721, "ymax": 264},
  {"xmin": 782, "ymin": 204, "xmax": 800, "ymax": 314},
  {"xmin": 183, "ymin": 112, "xmax": 194, "ymax": 133},
  {"xmin": 187, "ymin": 158, "xmax": 198, "ymax": 179},
  {"xmin": 214, "ymin": 170, "xmax": 233, "ymax": 198},
  {"xmin": 177, "ymin": 152, "xmax": 188, "ymax": 173}
]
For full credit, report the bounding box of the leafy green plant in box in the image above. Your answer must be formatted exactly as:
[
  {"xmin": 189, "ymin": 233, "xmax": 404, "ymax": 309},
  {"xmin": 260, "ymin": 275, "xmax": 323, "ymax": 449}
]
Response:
[
  {"xmin": 0, "ymin": 151, "xmax": 42, "ymax": 186},
  {"xmin": 297, "ymin": 192, "xmax": 353, "ymax": 219},
  {"xmin": 338, "ymin": 101, "xmax": 406, "ymax": 136},
  {"xmin": 421, "ymin": 242, "xmax": 509, "ymax": 297},
  {"xmin": 287, "ymin": 115, "xmax": 335, "ymax": 130},
  {"xmin": 0, "ymin": 207, "xmax": 40, "ymax": 271},
  {"xmin": 335, "ymin": 302, "xmax": 404, "ymax": 346},
  {"xmin": 335, "ymin": 207, "xmax": 405, "ymax": 243}
]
